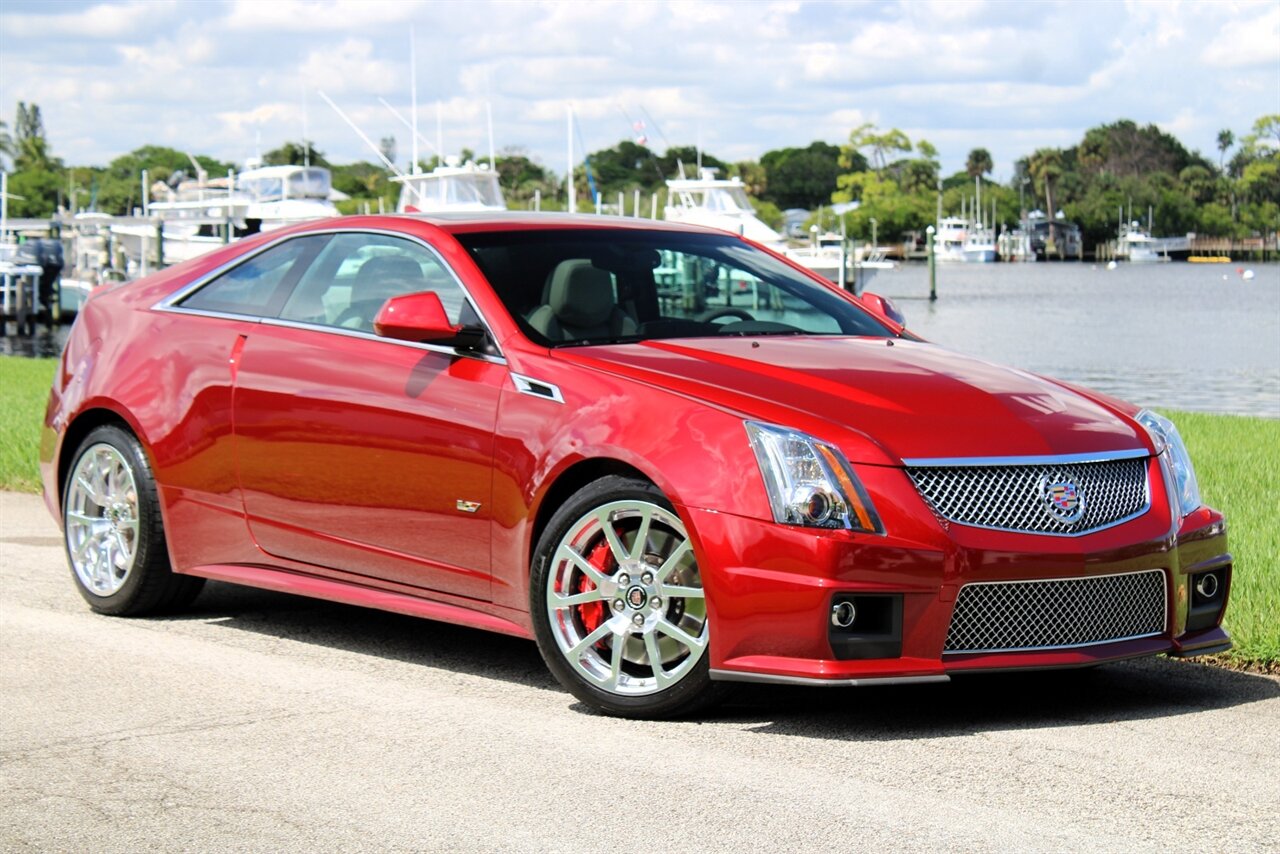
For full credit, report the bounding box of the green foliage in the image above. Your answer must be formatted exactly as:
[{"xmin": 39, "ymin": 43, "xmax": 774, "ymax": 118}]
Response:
[
  {"xmin": 965, "ymin": 147, "xmax": 993, "ymax": 178},
  {"xmin": 759, "ymin": 142, "xmax": 841, "ymax": 209},
  {"xmin": 5, "ymin": 168, "xmax": 61, "ymax": 217},
  {"xmin": 263, "ymin": 140, "xmax": 329, "ymax": 168},
  {"xmin": 1165, "ymin": 410, "xmax": 1280, "ymax": 666},
  {"xmin": 0, "ymin": 356, "xmax": 56, "ymax": 492}
]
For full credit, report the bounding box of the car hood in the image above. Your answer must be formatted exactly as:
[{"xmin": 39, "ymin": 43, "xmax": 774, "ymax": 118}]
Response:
[{"xmin": 554, "ymin": 336, "xmax": 1151, "ymax": 466}]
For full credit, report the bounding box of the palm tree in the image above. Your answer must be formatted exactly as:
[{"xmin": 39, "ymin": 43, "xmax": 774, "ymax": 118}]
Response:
[
  {"xmin": 965, "ymin": 148, "xmax": 993, "ymax": 179},
  {"xmin": 1216, "ymin": 129, "xmax": 1234, "ymax": 174},
  {"xmin": 0, "ymin": 119, "xmax": 13, "ymax": 169}
]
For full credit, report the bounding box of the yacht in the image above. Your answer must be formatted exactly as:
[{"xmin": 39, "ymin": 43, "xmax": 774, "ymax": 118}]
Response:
[
  {"xmin": 394, "ymin": 158, "xmax": 506, "ymax": 213},
  {"xmin": 111, "ymin": 163, "xmax": 341, "ymax": 272},
  {"xmin": 963, "ymin": 223, "xmax": 997, "ymax": 263},
  {"xmin": 1115, "ymin": 223, "xmax": 1172, "ymax": 263},
  {"xmin": 934, "ymin": 216, "xmax": 969, "ymax": 263},
  {"xmin": 664, "ymin": 170, "xmax": 786, "ymax": 247}
]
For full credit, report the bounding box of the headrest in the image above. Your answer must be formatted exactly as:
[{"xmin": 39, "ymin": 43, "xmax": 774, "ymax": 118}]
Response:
[
  {"xmin": 548, "ymin": 260, "xmax": 614, "ymax": 327},
  {"xmin": 356, "ymin": 256, "xmax": 425, "ymax": 297}
]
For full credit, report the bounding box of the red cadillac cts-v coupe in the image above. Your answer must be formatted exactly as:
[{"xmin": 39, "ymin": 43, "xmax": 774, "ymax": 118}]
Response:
[{"xmin": 41, "ymin": 213, "xmax": 1232, "ymax": 718}]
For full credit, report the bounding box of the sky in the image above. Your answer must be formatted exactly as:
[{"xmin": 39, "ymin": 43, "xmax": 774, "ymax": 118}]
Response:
[{"xmin": 1, "ymin": 0, "xmax": 1277, "ymax": 181}]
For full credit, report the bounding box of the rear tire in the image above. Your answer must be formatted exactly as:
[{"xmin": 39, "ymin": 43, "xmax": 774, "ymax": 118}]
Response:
[
  {"xmin": 62, "ymin": 424, "xmax": 204, "ymax": 616},
  {"xmin": 531, "ymin": 475, "xmax": 729, "ymax": 719}
]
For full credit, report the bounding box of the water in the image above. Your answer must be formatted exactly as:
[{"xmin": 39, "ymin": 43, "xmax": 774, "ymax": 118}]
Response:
[
  {"xmin": 5, "ymin": 264, "xmax": 1279, "ymax": 418},
  {"xmin": 867, "ymin": 262, "xmax": 1280, "ymax": 419}
]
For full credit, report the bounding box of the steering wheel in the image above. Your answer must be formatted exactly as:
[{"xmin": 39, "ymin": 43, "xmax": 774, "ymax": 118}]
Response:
[{"xmin": 696, "ymin": 307, "xmax": 755, "ymax": 324}]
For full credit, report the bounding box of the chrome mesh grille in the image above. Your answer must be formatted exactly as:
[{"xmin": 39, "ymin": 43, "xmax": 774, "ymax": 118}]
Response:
[
  {"xmin": 944, "ymin": 569, "xmax": 1167, "ymax": 653},
  {"xmin": 906, "ymin": 456, "xmax": 1149, "ymax": 535}
]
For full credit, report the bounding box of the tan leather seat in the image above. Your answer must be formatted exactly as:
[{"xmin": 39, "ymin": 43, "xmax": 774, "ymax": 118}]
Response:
[
  {"xmin": 340, "ymin": 256, "xmax": 426, "ymax": 330},
  {"xmin": 527, "ymin": 259, "xmax": 637, "ymax": 342}
]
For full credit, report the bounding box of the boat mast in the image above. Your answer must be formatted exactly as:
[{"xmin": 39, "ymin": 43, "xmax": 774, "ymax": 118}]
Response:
[
  {"xmin": 410, "ymin": 27, "xmax": 419, "ymax": 175},
  {"xmin": 486, "ymin": 101, "xmax": 496, "ymax": 172},
  {"xmin": 567, "ymin": 104, "xmax": 576, "ymax": 214}
]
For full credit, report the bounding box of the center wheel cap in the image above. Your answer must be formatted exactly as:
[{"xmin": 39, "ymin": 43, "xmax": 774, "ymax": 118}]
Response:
[{"xmin": 626, "ymin": 585, "xmax": 648, "ymax": 609}]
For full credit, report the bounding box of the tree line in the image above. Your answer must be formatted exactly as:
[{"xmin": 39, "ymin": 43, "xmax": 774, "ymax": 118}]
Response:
[{"xmin": 2, "ymin": 102, "xmax": 1276, "ymax": 248}]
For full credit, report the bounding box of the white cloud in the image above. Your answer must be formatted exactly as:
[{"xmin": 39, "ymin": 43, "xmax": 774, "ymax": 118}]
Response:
[
  {"xmin": 1201, "ymin": 3, "xmax": 1280, "ymax": 68},
  {"xmin": 0, "ymin": 0, "xmax": 1276, "ymax": 180}
]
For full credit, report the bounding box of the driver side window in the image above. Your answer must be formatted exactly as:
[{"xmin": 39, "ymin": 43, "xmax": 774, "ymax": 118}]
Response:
[{"xmin": 279, "ymin": 233, "xmax": 467, "ymax": 333}]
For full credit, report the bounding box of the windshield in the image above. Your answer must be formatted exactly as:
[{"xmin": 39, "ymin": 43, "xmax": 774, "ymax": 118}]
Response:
[
  {"xmin": 457, "ymin": 229, "xmax": 893, "ymax": 346},
  {"xmin": 702, "ymin": 187, "xmax": 751, "ymax": 213},
  {"xmin": 288, "ymin": 168, "xmax": 331, "ymax": 200}
]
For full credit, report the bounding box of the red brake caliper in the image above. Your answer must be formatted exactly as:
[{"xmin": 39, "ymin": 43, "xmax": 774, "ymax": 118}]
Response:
[{"xmin": 576, "ymin": 538, "xmax": 615, "ymax": 640}]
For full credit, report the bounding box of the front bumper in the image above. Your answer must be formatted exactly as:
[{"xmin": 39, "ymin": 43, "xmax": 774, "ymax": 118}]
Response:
[{"xmin": 688, "ymin": 465, "xmax": 1231, "ymax": 686}]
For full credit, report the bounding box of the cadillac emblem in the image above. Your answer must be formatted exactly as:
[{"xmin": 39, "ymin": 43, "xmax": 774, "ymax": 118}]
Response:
[{"xmin": 1040, "ymin": 477, "xmax": 1086, "ymax": 525}]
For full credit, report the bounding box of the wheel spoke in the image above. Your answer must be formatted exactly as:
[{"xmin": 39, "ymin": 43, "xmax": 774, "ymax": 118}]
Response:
[
  {"xmin": 550, "ymin": 587, "xmax": 606, "ymax": 608},
  {"xmin": 657, "ymin": 618, "xmax": 707, "ymax": 652},
  {"xmin": 655, "ymin": 539, "xmax": 692, "ymax": 582},
  {"xmin": 660, "ymin": 584, "xmax": 704, "ymax": 599},
  {"xmin": 596, "ymin": 510, "xmax": 630, "ymax": 565},
  {"xmin": 568, "ymin": 623, "xmax": 614, "ymax": 658},
  {"xmin": 631, "ymin": 505, "xmax": 653, "ymax": 560},
  {"xmin": 75, "ymin": 475, "xmax": 101, "ymax": 504},
  {"xmin": 606, "ymin": 635, "xmax": 625, "ymax": 689},
  {"xmin": 559, "ymin": 546, "xmax": 610, "ymax": 587},
  {"xmin": 644, "ymin": 631, "xmax": 671, "ymax": 687}
]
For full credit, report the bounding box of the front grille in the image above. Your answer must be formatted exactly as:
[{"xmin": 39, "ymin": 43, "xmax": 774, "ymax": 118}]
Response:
[
  {"xmin": 906, "ymin": 455, "xmax": 1149, "ymax": 535},
  {"xmin": 944, "ymin": 569, "xmax": 1167, "ymax": 653}
]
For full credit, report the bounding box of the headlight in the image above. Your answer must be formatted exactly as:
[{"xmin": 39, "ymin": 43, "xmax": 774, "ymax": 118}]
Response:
[
  {"xmin": 1136, "ymin": 409, "xmax": 1201, "ymax": 518},
  {"xmin": 745, "ymin": 421, "xmax": 883, "ymax": 532}
]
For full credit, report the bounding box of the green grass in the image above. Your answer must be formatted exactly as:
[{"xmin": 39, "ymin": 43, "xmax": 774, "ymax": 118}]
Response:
[
  {"xmin": 0, "ymin": 355, "xmax": 1275, "ymax": 664},
  {"xmin": 0, "ymin": 355, "xmax": 56, "ymax": 492},
  {"xmin": 1162, "ymin": 410, "xmax": 1280, "ymax": 668}
]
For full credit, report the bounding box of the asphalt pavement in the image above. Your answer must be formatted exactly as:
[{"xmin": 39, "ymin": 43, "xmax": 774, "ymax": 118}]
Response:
[{"xmin": 2, "ymin": 490, "xmax": 1278, "ymax": 852}]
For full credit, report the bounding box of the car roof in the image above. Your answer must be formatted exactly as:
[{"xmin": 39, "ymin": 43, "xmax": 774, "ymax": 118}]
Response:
[{"xmin": 392, "ymin": 211, "xmax": 736, "ymax": 237}]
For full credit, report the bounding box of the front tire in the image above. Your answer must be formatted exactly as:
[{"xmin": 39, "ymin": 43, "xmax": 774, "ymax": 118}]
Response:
[
  {"xmin": 62, "ymin": 424, "xmax": 204, "ymax": 615},
  {"xmin": 531, "ymin": 476, "xmax": 726, "ymax": 718}
]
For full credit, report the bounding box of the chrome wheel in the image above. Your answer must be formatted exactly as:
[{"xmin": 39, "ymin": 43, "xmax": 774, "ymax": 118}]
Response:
[
  {"xmin": 65, "ymin": 442, "xmax": 140, "ymax": 597},
  {"xmin": 545, "ymin": 499, "xmax": 708, "ymax": 697}
]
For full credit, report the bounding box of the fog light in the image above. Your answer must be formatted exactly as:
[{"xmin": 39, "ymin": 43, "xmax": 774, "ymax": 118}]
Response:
[
  {"xmin": 831, "ymin": 600, "xmax": 857, "ymax": 629},
  {"xmin": 1195, "ymin": 573, "xmax": 1220, "ymax": 600}
]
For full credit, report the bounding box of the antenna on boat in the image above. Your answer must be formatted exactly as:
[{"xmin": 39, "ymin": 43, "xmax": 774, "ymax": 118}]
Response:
[
  {"xmin": 303, "ymin": 83, "xmax": 310, "ymax": 168},
  {"xmin": 566, "ymin": 103, "xmax": 576, "ymax": 214},
  {"xmin": 378, "ymin": 97, "xmax": 440, "ymax": 157},
  {"xmin": 410, "ymin": 26, "xmax": 419, "ymax": 175},
  {"xmin": 436, "ymin": 101, "xmax": 443, "ymax": 169},
  {"xmin": 486, "ymin": 101, "xmax": 496, "ymax": 172},
  {"xmin": 318, "ymin": 89, "xmax": 425, "ymax": 207}
]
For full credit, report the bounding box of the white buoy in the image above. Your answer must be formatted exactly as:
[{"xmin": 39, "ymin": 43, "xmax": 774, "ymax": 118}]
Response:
[
  {"xmin": 1242, "ymin": 269, "xmax": 1256, "ymax": 281},
  {"xmin": 1106, "ymin": 260, "xmax": 1117, "ymax": 270}
]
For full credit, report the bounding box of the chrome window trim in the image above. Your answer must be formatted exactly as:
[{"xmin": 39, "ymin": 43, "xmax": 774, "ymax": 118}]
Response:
[
  {"xmin": 942, "ymin": 568, "xmax": 1168, "ymax": 655},
  {"xmin": 151, "ymin": 226, "xmax": 505, "ymax": 360},
  {"xmin": 509, "ymin": 373, "xmax": 565, "ymax": 403},
  {"xmin": 903, "ymin": 448, "xmax": 1150, "ymax": 468}
]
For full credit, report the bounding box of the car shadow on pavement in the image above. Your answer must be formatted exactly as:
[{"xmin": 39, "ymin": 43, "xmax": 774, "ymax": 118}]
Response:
[
  {"xmin": 162, "ymin": 581, "xmax": 1277, "ymax": 734},
  {"xmin": 715, "ymin": 659, "xmax": 1279, "ymax": 740},
  {"xmin": 159, "ymin": 580, "xmax": 559, "ymax": 691}
]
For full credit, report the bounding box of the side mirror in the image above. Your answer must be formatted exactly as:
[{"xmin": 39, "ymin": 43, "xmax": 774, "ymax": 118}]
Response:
[
  {"xmin": 859, "ymin": 291, "xmax": 906, "ymax": 328},
  {"xmin": 374, "ymin": 291, "xmax": 462, "ymax": 343}
]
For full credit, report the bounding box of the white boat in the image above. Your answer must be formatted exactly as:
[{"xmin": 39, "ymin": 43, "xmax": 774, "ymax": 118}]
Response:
[
  {"xmin": 664, "ymin": 170, "xmax": 786, "ymax": 247},
  {"xmin": 963, "ymin": 224, "xmax": 997, "ymax": 263},
  {"xmin": 1116, "ymin": 225, "xmax": 1172, "ymax": 263},
  {"xmin": 935, "ymin": 216, "xmax": 969, "ymax": 263},
  {"xmin": 394, "ymin": 158, "xmax": 506, "ymax": 213},
  {"xmin": 111, "ymin": 164, "xmax": 341, "ymax": 272}
]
